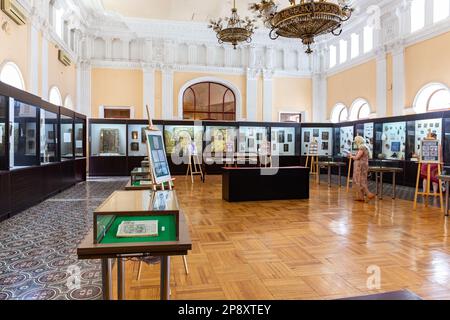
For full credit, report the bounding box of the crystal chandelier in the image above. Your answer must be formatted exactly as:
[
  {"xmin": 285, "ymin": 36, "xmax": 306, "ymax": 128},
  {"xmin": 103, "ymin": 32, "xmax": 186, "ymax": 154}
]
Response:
[
  {"xmin": 208, "ymin": 0, "xmax": 257, "ymax": 49},
  {"xmin": 250, "ymin": 0, "xmax": 353, "ymax": 54}
]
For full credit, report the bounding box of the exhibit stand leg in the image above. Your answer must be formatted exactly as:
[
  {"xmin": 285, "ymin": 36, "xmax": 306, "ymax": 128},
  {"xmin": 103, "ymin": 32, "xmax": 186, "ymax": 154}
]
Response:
[
  {"xmin": 118, "ymin": 258, "xmax": 125, "ymax": 300},
  {"xmin": 346, "ymin": 158, "xmax": 353, "ymax": 192},
  {"xmin": 160, "ymin": 256, "xmax": 170, "ymax": 300},
  {"xmin": 101, "ymin": 258, "xmax": 113, "ymax": 300}
]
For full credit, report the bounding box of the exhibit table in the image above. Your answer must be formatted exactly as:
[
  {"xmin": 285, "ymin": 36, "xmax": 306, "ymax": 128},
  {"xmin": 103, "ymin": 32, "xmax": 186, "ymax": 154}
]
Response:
[
  {"xmin": 205, "ymin": 153, "xmax": 259, "ymax": 167},
  {"xmin": 124, "ymin": 178, "xmax": 176, "ymax": 191},
  {"xmin": 130, "ymin": 167, "xmax": 150, "ymax": 185},
  {"xmin": 438, "ymin": 175, "xmax": 450, "ymax": 217},
  {"xmin": 368, "ymin": 167, "xmax": 403, "ymax": 200},
  {"xmin": 318, "ymin": 161, "xmax": 346, "ymax": 187},
  {"xmin": 77, "ymin": 190, "xmax": 191, "ymax": 300},
  {"xmin": 222, "ymin": 166, "xmax": 309, "ymax": 202}
]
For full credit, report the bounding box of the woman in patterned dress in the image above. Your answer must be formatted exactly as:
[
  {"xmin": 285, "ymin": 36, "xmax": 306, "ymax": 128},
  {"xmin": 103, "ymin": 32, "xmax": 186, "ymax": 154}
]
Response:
[{"xmin": 350, "ymin": 136, "xmax": 375, "ymax": 202}]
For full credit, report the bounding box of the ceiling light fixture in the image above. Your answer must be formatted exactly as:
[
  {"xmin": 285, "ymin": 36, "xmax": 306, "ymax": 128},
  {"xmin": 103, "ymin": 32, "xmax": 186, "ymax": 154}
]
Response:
[
  {"xmin": 250, "ymin": 0, "xmax": 353, "ymax": 54},
  {"xmin": 208, "ymin": 0, "xmax": 257, "ymax": 49}
]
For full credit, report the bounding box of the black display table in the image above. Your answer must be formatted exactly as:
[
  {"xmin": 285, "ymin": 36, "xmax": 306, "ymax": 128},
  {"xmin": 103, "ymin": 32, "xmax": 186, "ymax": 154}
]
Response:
[{"xmin": 222, "ymin": 166, "xmax": 310, "ymax": 202}]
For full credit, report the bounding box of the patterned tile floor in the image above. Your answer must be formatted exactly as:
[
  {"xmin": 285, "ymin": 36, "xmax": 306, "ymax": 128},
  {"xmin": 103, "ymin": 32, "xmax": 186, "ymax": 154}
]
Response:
[
  {"xmin": 0, "ymin": 178, "xmax": 127, "ymax": 300},
  {"xmin": 0, "ymin": 175, "xmax": 445, "ymax": 300}
]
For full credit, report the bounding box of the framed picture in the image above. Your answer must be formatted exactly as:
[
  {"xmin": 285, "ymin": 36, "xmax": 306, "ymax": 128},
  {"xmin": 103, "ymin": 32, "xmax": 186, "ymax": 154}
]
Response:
[
  {"xmin": 284, "ymin": 144, "xmax": 289, "ymax": 152},
  {"xmin": 313, "ymin": 129, "xmax": 319, "ymax": 138},
  {"xmin": 48, "ymin": 131, "xmax": 55, "ymax": 140},
  {"xmin": 304, "ymin": 131, "xmax": 310, "ymax": 143},
  {"xmin": 287, "ymin": 134, "xmax": 293, "ymax": 143},
  {"xmin": 322, "ymin": 142, "xmax": 329, "ymax": 150},
  {"xmin": 130, "ymin": 142, "xmax": 139, "ymax": 151},
  {"xmin": 322, "ymin": 132, "xmax": 329, "ymax": 141},
  {"xmin": 141, "ymin": 127, "xmax": 148, "ymax": 143},
  {"xmin": 27, "ymin": 129, "xmax": 35, "ymax": 138},
  {"xmin": 278, "ymin": 131, "xmax": 285, "ymax": 144},
  {"xmin": 132, "ymin": 131, "xmax": 139, "ymax": 140}
]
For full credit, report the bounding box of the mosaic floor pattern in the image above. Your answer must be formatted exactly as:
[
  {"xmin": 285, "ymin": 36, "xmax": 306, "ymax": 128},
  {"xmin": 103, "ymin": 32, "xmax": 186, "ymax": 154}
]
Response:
[{"xmin": 0, "ymin": 178, "xmax": 127, "ymax": 300}]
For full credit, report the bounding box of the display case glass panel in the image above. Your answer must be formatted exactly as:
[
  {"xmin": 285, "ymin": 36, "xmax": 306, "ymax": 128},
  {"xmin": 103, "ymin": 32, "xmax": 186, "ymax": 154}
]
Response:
[
  {"xmin": 414, "ymin": 118, "xmax": 442, "ymax": 156},
  {"xmin": 10, "ymin": 99, "xmax": 39, "ymax": 169},
  {"xmin": 339, "ymin": 126, "xmax": 354, "ymax": 156},
  {"xmin": 40, "ymin": 110, "xmax": 58, "ymax": 164},
  {"xmin": 164, "ymin": 125, "xmax": 203, "ymax": 157},
  {"xmin": 128, "ymin": 124, "xmax": 164, "ymax": 157},
  {"xmin": 60, "ymin": 114, "xmax": 74, "ymax": 160},
  {"xmin": 301, "ymin": 127, "xmax": 333, "ymax": 156},
  {"xmin": 0, "ymin": 96, "xmax": 6, "ymax": 170},
  {"xmin": 444, "ymin": 119, "xmax": 450, "ymax": 165},
  {"xmin": 238, "ymin": 126, "xmax": 268, "ymax": 154},
  {"xmin": 379, "ymin": 121, "xmax": 406, "ymax": 160},
  {"xmin": 356, "ymin": 123, "xmax": 374, "ymax": 158},
  {"xmin": 271, "ymin": 127, "xmax": 296, "ymax": 156},
  {"xmin": 204, "ymin": 126, "xmax": 237, "ymax": 154},
  {"xmin": 90, "ymin": 123, "xmax": 127, "ymax": 156},
  {"xmin": 75, "ymin": 118, "xmax": 85, "ymax": 158}
]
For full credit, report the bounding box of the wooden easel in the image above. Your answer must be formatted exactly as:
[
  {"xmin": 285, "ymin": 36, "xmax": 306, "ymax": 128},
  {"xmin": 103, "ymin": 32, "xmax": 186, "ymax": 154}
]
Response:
[
  {"xmin": 413, "ymin": 139, "xmax": 444, "ymax": 212},
  {"xmin": 186, "ymin": 145, "xmax": 204, "ymax": 184},
  {"xmin": 305, "ymin": 141, "xmax": 319, "ymax": 183},
  {"xmin": 136, "ymin": 105, "xmax": 189, "ymax": 280}
]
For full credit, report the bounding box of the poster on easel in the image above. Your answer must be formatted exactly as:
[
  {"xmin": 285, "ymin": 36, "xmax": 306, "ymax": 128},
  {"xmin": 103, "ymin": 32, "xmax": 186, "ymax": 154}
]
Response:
[
  {"xmin": 308, "ymin": 140, "xmax": 319, "ymax": 156},
  {"xmin": 420, "ymin": 139, "xmax": 440, "ymax": 163},
  {"xmin": 145, "ymin": 129, "xmax": 172, "ymax": 186}
]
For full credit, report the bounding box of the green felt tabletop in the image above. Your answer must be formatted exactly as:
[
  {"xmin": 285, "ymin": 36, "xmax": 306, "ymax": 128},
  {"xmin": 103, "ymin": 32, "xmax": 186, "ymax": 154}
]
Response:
[{"xmin": 100, "ymin": 215, "xmax": 177, "ymax": 244}]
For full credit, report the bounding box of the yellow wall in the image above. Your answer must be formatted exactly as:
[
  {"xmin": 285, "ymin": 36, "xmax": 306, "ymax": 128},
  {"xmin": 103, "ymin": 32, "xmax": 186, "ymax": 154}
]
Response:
[
  {"xmin": 173, "ymin": 72, "xmax": 247, "ymax": 119},
  {"xmin": 91, "ymin": 68, "xmax": 143, "ymax": 118},
  {"xmin": 0, "ymin": 11, "xmax": 30, "ymax": 89},
  {"xmin": 154, "ymin": 70, "xmax": 162, "ymax": 119},
  {"xmin": 327, "ymin": 59, "xmax": 377, "ymax": 118},
  {"xmin": 272, "ymin": 77, "xmax": 312, "ymax": 122},
  {"xmin": 48, "ymin": 43, "xmax": 77, "ymax": 108},
  {"xmin": 404, "ymin": 31, "xmax": 450, "ymax": 108}
]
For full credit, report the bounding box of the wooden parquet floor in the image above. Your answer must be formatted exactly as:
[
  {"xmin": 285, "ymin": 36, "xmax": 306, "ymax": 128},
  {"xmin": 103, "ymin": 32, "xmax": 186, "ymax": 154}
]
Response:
[{"xmin": 112, "ymin": 176, "xmax": 450, "ymax": 300}]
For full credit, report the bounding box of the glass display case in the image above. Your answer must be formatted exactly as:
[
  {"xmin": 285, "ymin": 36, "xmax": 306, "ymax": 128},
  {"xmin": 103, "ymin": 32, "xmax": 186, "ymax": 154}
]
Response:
[
  {"xmin": 10, "ymin": 99, "xmax": 39, "ymax": 169},
  {"xmin": 204, "ymin": 126, "xmax": 237, "ymax": 155},
  {"xmin": 413, "ymin": 118, "xmax": 442, "ymax": 157},
  {"xmin": 238, "ymin": 126, "xmax": 268, "ymax": 154},
  {"xmin": 164, "ymin": 125, "xmax": 203, "ymax": 157},
  {"xmin": 271, "ymin": 127, "xmax": 296, "ymax": 156},
  {"xmin": 0, "ymin": 95, "xmax": 7, "ymax": 170},
  {"xmin": 301, "ymin": 127, "xmax": 333, "ymax": 156},
  {"xmin": 60, "ymin": 114, "xmax": 74, "ymax": 160},
  {"xmin": 75, "ymin": 117, "xmax": 85, "ymax": 158},
  {"xmin": 90, "ymin": 123, "xmax": 127, "ymax": 156},
  {"xmin": 355, "ymin": 122, "xmax": 374, "ymax": 158},
  {"xmin": 338, "ymin": 126, "xmax": 354, "ymax": 156},
  {"xmin": 377, "ymin": 121, "xmax": 406, "ymax": 160},
  {"xmin": 40, "ymin": 109, "xmax": 58, "ymax": 164}
]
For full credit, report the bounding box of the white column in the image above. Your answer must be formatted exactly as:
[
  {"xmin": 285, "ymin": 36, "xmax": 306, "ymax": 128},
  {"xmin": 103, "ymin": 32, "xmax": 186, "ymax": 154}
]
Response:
[
  {"xmin": 246, "ymin": 69, "xmax": 258, "ymax": 121},
  {"xmin": 105, "ymin": 37, "xmax": 112, "ymax": 60},
  {"xmin": 206, "ymin": 45, "xmax": 215, "ymax": 66},
  {"xmin": 143, "ymin": 67, "xmax": 155, "ymax": 119},
  {"xmin": 265, "ymin": 46, "xmax": 274, "ymax": 70},
  {"xmin": 188, "ymin": 44, "xmax": 197, "ymax": 65},
  {"xmin": 29, "ymin": 20, "xmax": 40, "ymax": 95},
  {"xmin": 392, "ymin": 46, "xmax": 405, "ymax": 116},
  {"xmin": 262, "ymin": 70, "xmax": 273, "ymax": 122},
  {"xmin": 224, "ymin": 47, "xmax": 233, "ymax": 67},
  {"xmin": 41, "ymin": 34, "xmax": 49, "ymax": 100},
  {"xmin": 375, "ymin": 49, "xmax": 387, "ymax": 117},
  {"xmin": 161, "ymin": 67, "xmax": 174, "ymax": 120},
  {"xmin": 312, "ymin": 47, "xmax": 327, "ymax": 122},
  {"xmin": 425, "ymin": 0, "xmax": 434, "ymax": 27},
  {"xmin": 164, "ymin": 41, "xmax": 175, "ymax": 65},
  {"xmin": 77, "ymin": 61, "xmax": 91, "ymax": 116},
  {"xmin": 122, "ymin": 39, "xmax": 130, "ymax": 61}
]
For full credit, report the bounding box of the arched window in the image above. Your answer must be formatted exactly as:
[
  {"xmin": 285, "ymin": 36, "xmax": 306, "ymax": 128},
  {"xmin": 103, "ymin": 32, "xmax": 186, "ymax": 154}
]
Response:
[
  {"xmin": 64, "ymin": 95, "xmax": 74, "ymax": 109},
  {"xmin": 349, "ymin": 99, "xmax": 371, "ymax": 121},
  {"xmin": 0, "ymin": 62, "xmax": 25, "ymax": 90},
  {"xmin": 183, "ymin": 82, "xmax": 236, "ymax": 120},
  {"xmin": 49, "ymin": 86, "xmax": 62, "ymax": 106},
  {"xmin": 330, "ymin": 103, "xmax": 348, "ymax": 123},
  {"xmin": 413, "ymin": 83, "xmax": 450, "ymax": 113}
]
